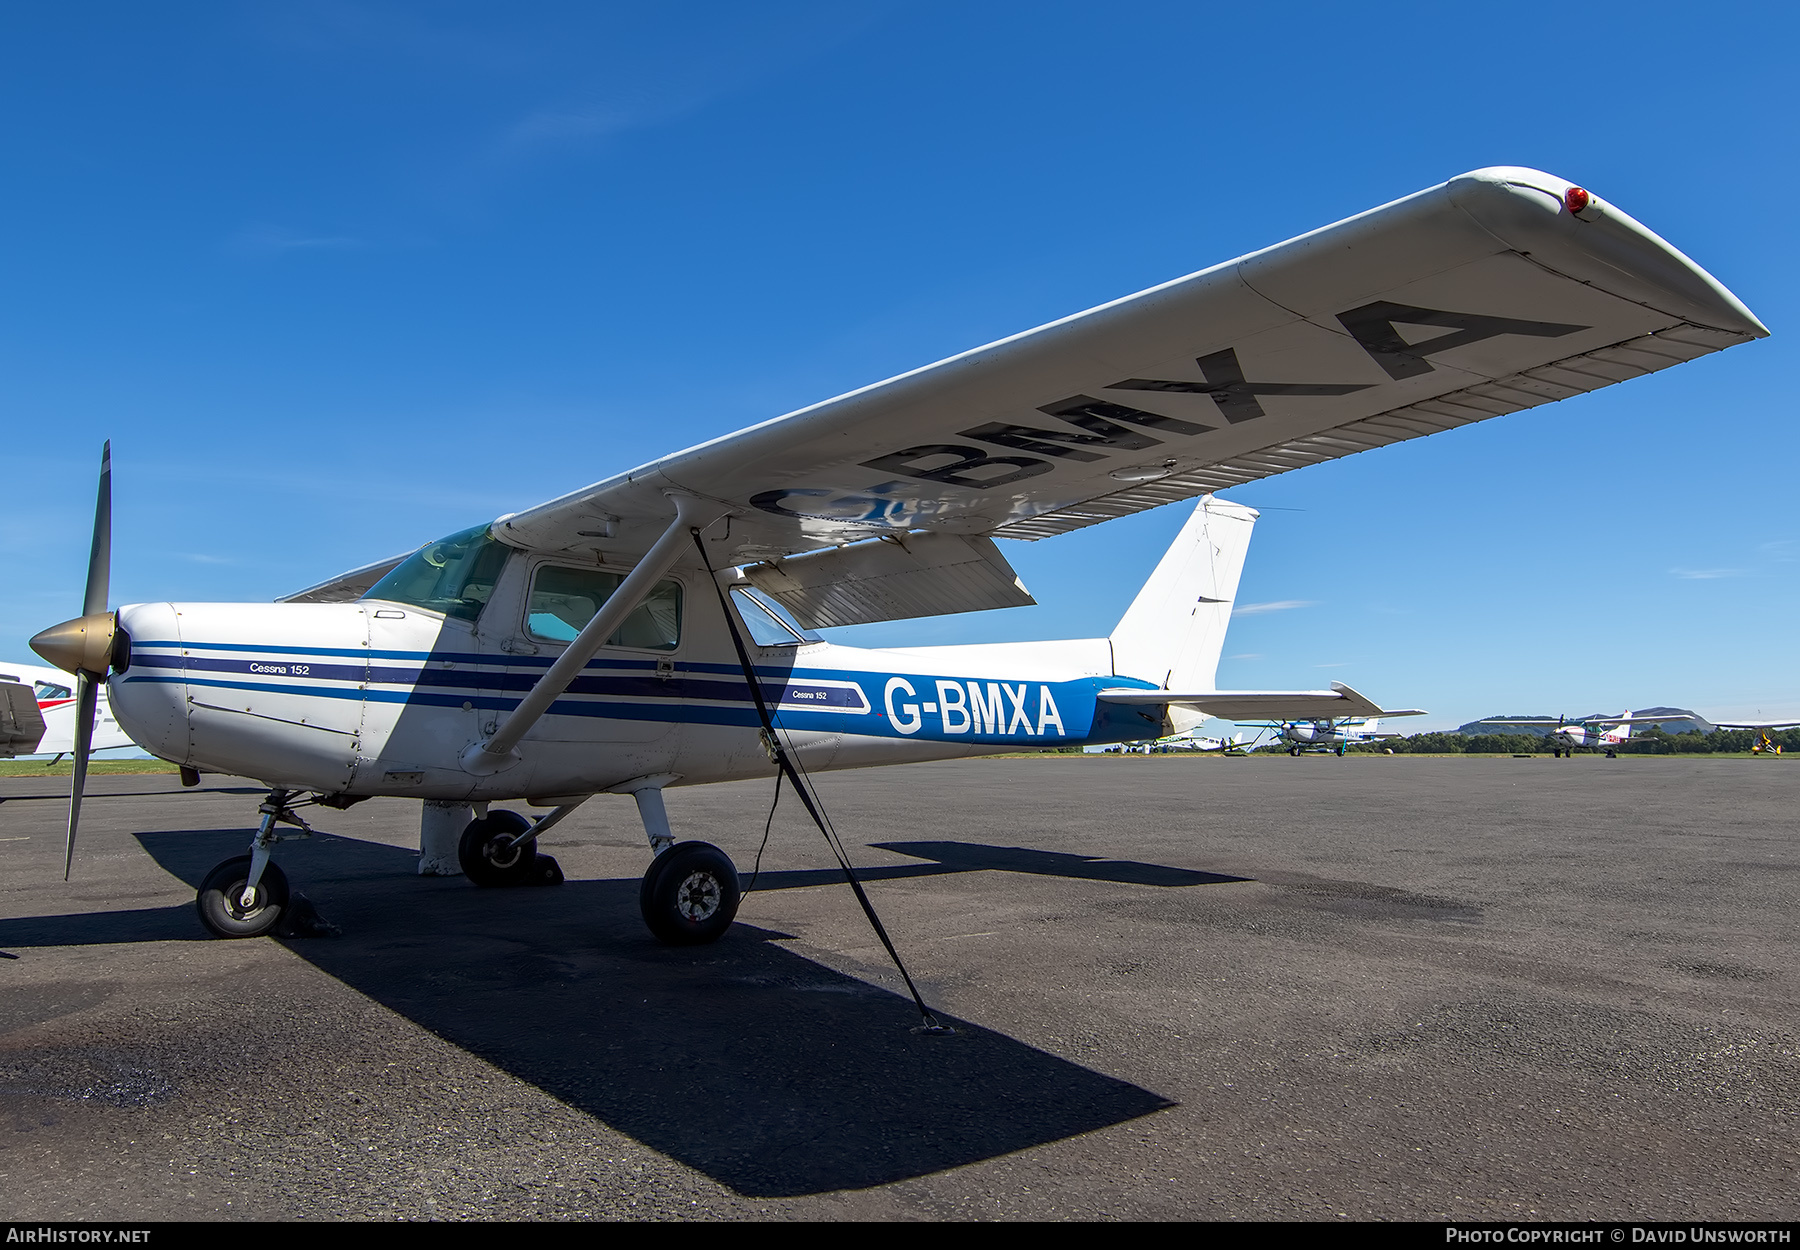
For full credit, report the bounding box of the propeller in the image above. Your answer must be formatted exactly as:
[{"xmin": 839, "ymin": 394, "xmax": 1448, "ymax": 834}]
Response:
[{"xmin": 29, "ymin": 442, "xmax": 121, "ymax": 880}]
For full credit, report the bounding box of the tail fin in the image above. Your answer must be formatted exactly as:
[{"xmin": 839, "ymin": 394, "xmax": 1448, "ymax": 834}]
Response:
[{"xmin": 1109, "ymin": 495, "xmax": 1258, "ymax": 690}]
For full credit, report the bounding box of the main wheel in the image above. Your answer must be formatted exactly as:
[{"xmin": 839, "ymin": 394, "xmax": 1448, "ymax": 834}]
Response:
[
  {"xmin": 639, "ymin": 841, "xmax": 740, "ymax": 945},
  {"xmin": 1336, "ymin": 744, "xmax": 1346, "ymax": 757},
  {"xmin": 197, "ymin": 856, "xmax": 290, "ymax": 938},
  {"xmin": 458, "ymin": 810, "xmax": 539, "ymax": 886}
]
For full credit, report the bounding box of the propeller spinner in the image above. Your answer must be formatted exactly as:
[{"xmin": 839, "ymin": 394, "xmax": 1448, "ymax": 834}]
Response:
[{"xmin": 28, "ymin": 442, "xmax": 126, "ymax": 880}]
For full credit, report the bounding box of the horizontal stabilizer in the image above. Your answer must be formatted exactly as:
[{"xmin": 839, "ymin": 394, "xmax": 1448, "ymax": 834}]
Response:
[
  {"xmin": 1096, "ymin": 680, "xmax": 1421, "ymax": 722},
  {"xmin": 742, "ymin": 532, "xmax": 1035, "ymax": 629},
  {"xmin": 279, "ymin": 553, "xmax": 412, "ymax": 604},
  {"xmin": 0, "ymin": 680, "xmax": 47, "ymax": 757}
]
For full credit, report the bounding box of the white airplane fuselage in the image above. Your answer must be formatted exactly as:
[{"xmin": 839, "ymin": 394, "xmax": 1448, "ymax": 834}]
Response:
[
  {"xmin": 1275, "ymin": 720, "xmax": 1391, "ymax": 753},
  {"xmin": 104, "ymin": 590, "xmax": 1170, "ymax": 801},
  {"xmin": 1548, "ymin": 724, "xmax": 1631, "ymax": 753},
  {"xmin": 1, "ymin": 660, "xmax": 137, "ymax": 756}
]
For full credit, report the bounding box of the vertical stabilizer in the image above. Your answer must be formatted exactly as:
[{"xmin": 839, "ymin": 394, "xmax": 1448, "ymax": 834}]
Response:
[{"xmin": 1109, "ymin": 495, "xmax": 1258, "ymax": 690}]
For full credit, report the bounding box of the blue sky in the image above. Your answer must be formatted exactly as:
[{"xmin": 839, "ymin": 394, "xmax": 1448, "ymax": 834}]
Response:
[{"xmin": 4, "ymin": 1, "xmax": 1794, "ymax": 729}]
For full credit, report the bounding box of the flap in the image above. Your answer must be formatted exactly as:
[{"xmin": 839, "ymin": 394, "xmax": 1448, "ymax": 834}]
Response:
[{"xmin": 742, "ymin": 533, "xmax": 1035, "ymax": 629}]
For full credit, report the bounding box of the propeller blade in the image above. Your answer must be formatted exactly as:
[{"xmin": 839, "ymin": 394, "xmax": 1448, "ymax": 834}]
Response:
[
  {"xmin": 83, "ymin": 442, "xmax": 112, "ymax": 619},
  {"xmin": 61, "ymin": 441, "xmax": 112, "ymax": 880},
  {"xmin": 64, "ymin": 672, "xmax": 97, "ymax": 881}
]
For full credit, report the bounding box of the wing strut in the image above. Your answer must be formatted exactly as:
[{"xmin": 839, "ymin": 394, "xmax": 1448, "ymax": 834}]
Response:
[
  {"xmin": 692, "ymin": 527, "xmax": 949, "ymax": 1035},
  {"xmin": 462, "ymin": 494, "xmax": 724, "ymax": 775}
]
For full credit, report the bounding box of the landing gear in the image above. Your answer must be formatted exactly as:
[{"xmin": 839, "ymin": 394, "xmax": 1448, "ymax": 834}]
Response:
[
  {"xmin": 197, "ymin": 856, "xmax": 290, "ymax": 938},
  {"xmin": 1336, "ymin": 744, "xmax": 1347, "ymax": 757},
  {"xmin": 615, "ymin": 777, "xmax": 740, "ymax": 945},
  {"xmin": 1605, "ymin": 750, "xmax": 1617, "ymax": 758},
  {"xmin": 1289, "ymin": 747, "xmax": 1301, "ymax": 756},
  {"xmin": 458, "ymin": 810, "xmax": 540, "ymax": 886},
  {"xmin": 639, "ymin": 841, "xmax": 740, "ymax": 945},
  {"xmin": 196, "ymin": 788, "xmax": 313, "ymax": 939}
]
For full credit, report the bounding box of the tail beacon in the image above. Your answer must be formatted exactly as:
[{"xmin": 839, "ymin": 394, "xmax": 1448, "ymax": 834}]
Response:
[{"xmin": 1108, "ymin": 494, "xmax": 1258, "ymax": 738}]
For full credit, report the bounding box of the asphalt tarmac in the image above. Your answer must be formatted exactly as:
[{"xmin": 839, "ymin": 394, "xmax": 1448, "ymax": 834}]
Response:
[{"xmin": 0, "ymin": 755, "xmax": 1795, "ymax": 1222}]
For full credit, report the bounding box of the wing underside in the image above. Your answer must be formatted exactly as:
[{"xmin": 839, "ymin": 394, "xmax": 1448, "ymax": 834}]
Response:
[{"xmin": 487, "ymin": 166, "xmax": 1763, "ymax": 576}]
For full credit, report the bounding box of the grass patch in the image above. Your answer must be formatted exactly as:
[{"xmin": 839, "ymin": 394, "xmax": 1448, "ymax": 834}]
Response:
[{"xmin": 0, "ymin": 759, "xmax": 181, "ymax": 776}]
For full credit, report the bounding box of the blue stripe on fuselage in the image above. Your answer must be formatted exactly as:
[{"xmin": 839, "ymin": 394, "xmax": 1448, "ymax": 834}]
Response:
[{"xmin": 125, "ymin": 643, "xmax": 1166, "ymax": 745}]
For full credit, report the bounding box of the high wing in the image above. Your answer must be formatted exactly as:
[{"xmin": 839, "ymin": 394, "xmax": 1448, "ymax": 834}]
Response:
[
  {"xmin": 1096, "ymin": 681, "xmax": 1419, "ymax": 722},
  {"xmin": 1711, "ymin": 720, "xmax": 1800, "ymax": 730},
  {"xmin": 481, "ymin": 166, "xmax": 1763, "ymax": 580},
  {"xmin": 279, "ymin": 552, "xmax": 413, "ymax": 604}
]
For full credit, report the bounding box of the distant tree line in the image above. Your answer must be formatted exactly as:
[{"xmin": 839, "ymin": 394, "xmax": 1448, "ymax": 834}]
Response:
[{"xmin": 1345, "ymin": 727, "xmax": 1800, "ymax": 754}]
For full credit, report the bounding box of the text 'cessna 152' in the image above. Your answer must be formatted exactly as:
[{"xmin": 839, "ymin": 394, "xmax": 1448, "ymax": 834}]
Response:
[{"xmin": 31, "ymin": 168, "xmax": 1766, "ymax": 956}]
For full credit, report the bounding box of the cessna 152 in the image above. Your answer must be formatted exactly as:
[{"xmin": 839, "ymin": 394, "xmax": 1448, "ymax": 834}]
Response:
[
  {"xmin": 30, "ymin": 168, "xmax": 1766, "ymax": 952},
  {"xmin": 1249, "ymin": 715, "xmax": 1424, "ymax": 756},
  {"xmin": 1482, "ymin": 710, "xmax": 1800, "ymax": 756},
  {"xmin": 0, "ymin": 661, "xmax": 138, "ymax": 759},
  {"xmin": 1477, "ymin": 711, "xmax": 1648, "ymax": 756}
]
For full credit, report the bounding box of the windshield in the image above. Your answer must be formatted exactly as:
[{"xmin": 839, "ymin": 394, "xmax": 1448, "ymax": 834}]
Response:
[{"xmin": 362, "ymin": 524, "xmax": 511, "ymax": 622}]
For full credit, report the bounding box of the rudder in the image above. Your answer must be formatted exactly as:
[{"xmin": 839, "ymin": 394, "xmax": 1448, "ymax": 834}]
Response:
[{"xmin": 1109, "ymin": 495, "xmax": 1258, "ymax": 690}]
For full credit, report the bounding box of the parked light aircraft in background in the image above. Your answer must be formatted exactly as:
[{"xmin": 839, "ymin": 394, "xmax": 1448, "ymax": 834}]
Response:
[
  {"xmin": 1477, "ymin": 711, "xmax": 1699, "ymax": 757},
  {"xmin": 1484, "ymin": 711, "xmax": 1800, "ymax": 757},
  {"xmin": 1717, "ymin": 719, "xmax": 1800, "ymax": 755},
  {"xmin": 0, "ymin": 661, "xmax": 137, "ymax": 758},
  {"xmin": 1246, "ymin": 715, "xmax": 1424, "ymax": 756},
  {"xmin": 30, "ymin": 168, "xmax": 1766, "ymax": 957}
]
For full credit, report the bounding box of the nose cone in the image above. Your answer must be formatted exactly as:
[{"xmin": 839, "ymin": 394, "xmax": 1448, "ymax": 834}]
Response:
[{"xmin": 30, "ymin": 611, "xmax": 120, "ymax": 676}]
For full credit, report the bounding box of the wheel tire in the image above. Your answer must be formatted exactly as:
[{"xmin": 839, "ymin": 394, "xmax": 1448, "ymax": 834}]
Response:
[
  {"xmin": 197, "ymin": 856, "xmax": 290, "ymax": 938},
  {"xmin": 458, "ymin": 811, "xmax": 539, "ymax": 887},
  {"xmin": 639, "ymin": 842, "xmax": 740, "ymax": 946}
]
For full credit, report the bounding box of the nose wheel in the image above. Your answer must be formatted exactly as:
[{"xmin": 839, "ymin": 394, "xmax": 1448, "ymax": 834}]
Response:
[
  {"xmin": 197, "ymin": 856, "xmax": 291, "ymax": 938},
  {"xmin": 196, "ymin": 788, "xmax": 314, "ymax": 939},
  {"xmin": 639, "ymin": 841, "xmax": 740, "ymax": 945}
]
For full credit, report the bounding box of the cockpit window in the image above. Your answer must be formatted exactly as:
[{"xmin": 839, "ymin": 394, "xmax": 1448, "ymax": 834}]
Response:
[
  {"xmin": 362, "ymin": 524, "xmax": 511, "ymax": 622},
  {"xmin": 527, "ymin": 565, "xmax": 682, "ymax": 651},
  {"xmin": 731, "ymin": 587, "xmax": 819, "ymax": 647},
  {"xmin": 34, "ymin": 680, "xmax": 73, "ymax": 701}
]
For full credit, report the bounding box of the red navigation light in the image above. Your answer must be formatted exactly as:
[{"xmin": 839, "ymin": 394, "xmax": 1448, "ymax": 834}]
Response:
[{"xmin": 1564, "ymin": 186, "xmax": 1591, "ymax": 214}]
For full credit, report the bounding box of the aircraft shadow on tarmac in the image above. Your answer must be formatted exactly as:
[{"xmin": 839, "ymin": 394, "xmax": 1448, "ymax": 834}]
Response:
[{"xmin": 0, "ymin": 829, "xmax": 1232, "ymax": 1197}]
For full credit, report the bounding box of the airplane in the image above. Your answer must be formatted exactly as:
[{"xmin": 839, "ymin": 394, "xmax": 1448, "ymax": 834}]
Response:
[
  {"xmin": 1712, "ymin": 719, "xmax": 1800, "ymax": 755},
  {"xmin": 1244, "ymin": 715, "xmax": 1424, "ymax": 756},
  {"xmin": 1475, "ymin": 711, "xmax": 1684, "ymax": 757},
  {"xmin": 0, "ymin": 660, "xmax": 139, "ymax": 758},
  {"xmin": 27, "ymin": 168, "xmax": 1766, "ymax": 970},
  {"xmin": 1106, "ymin": 730, "xmax": 1249, "ymax": 754}
]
